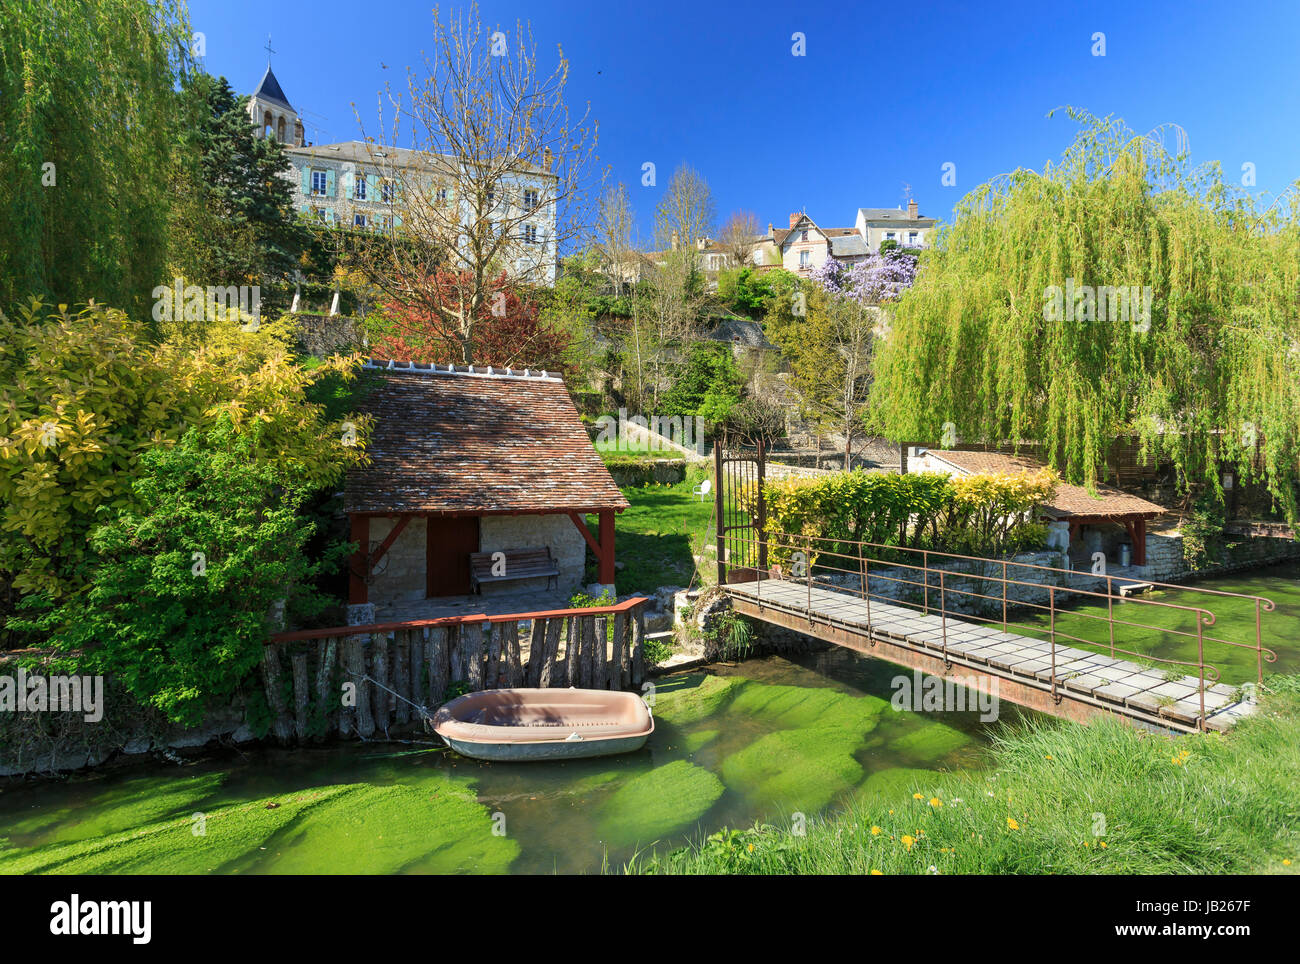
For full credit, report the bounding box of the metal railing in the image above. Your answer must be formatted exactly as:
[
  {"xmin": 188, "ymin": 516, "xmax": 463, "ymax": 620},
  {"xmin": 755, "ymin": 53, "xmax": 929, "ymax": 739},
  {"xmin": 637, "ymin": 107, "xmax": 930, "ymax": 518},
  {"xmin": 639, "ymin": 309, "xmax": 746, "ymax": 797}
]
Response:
[{"xmin": 730, "ymin": 531, "xmax": 1278, "ymax": 730}]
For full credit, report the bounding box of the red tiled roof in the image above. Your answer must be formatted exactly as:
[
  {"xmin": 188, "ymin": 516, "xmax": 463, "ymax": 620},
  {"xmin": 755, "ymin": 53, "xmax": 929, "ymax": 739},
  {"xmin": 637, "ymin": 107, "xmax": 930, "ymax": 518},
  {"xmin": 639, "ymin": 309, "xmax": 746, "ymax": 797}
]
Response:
[
  {"xmin": 924, "ymin": 450, "xmax": 1165, "ymax": 519},
  {"xmin": 345, "ymin": 362, "xmax": 628, "ymax": 515}
]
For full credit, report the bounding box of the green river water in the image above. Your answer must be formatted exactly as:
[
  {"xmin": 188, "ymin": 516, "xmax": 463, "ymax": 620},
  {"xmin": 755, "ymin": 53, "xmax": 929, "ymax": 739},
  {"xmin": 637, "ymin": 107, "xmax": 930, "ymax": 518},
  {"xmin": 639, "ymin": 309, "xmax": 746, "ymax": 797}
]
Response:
[{"xmin": 1, "ymin": 563, "xmax": 1295, "ymax": 875}]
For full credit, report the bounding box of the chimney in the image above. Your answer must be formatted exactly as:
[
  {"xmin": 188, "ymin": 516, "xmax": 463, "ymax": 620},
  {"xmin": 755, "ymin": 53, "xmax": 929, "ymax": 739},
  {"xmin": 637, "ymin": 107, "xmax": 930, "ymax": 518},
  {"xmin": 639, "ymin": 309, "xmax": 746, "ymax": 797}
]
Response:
[
  {"xmin": 671, "ymin": 229, "xmax": 679, "ymax": 251},
  {"xmin": 789, "ymin": 212, "xmax": 801, "ymax": 228},
  {"xmin": 767, "ymin": 222, "xmax": 773, "ymax": 235},
  {"xmin": 543, "ymin": 147, "xmax": 553, "ymax": 172},
  {"xmin": 907, "ymin": 199, "xmax": 918, "ymax": 220},
  {"xmin": 696, "ymin": 236, "xmax": 707, "ymax": 251}
]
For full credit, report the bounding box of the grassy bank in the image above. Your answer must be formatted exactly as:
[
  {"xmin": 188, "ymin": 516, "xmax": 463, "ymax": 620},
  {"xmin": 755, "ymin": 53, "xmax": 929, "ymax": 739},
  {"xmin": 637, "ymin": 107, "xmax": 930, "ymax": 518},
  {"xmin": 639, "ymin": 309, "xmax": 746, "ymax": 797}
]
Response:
[
  {"xmin": 629, "ymin": 676, "xmax": 1300, "ymax": 875},
  {"xmin": 588, "ymin": 464, "xmax": 713, "ymax": 594}
]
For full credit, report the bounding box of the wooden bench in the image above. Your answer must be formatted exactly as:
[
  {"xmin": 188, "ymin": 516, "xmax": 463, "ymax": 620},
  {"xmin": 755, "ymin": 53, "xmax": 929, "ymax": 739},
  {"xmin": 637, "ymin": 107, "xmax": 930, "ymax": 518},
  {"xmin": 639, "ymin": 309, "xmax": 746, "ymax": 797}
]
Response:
[{"xmin": 469, "ymin": 546, "xmax": 560, "ymax": 593}]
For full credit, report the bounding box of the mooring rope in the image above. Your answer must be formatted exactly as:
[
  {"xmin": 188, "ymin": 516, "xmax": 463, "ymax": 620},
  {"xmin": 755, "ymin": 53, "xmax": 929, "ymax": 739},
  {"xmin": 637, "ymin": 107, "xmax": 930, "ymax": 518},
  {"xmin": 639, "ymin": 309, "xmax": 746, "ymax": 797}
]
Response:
[{"xmin": 343, "ymin": 669, "xmax": 437, "ymax": 725}]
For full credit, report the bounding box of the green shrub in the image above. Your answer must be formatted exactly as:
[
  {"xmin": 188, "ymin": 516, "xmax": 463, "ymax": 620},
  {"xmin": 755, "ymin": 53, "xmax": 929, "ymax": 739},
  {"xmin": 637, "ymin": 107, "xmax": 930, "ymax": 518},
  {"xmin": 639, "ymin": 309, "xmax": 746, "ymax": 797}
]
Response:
[{"xmin": 12, "ymin": 420, "xmax": 345, "ymax": 726}]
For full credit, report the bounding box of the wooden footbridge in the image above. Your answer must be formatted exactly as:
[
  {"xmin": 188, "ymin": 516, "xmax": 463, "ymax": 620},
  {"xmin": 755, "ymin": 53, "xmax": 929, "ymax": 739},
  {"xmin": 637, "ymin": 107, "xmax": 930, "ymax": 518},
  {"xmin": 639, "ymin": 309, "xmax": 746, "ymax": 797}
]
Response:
[{"xmin": 712, "ymin": 446, "xmax": 1277, "ymax": 734}]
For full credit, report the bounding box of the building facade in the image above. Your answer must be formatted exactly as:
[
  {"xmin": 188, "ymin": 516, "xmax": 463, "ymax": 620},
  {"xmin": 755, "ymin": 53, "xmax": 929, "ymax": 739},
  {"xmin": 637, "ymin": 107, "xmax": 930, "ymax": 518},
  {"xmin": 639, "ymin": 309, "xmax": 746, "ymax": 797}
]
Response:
[{"xmin": 247, "ymin": 66, "xmax": 559, "ymax": 284}]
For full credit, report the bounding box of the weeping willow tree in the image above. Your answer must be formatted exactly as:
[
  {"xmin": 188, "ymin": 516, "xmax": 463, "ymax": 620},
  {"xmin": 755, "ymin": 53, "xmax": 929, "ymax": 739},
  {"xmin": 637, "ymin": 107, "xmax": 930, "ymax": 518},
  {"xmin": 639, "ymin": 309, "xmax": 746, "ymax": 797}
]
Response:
[
  {"xmin": 870, "ymin": 109, "xmax": 1300, "ymax": 521},
  {"xmin": 0, "ymin": 0, "xmax": 194, "ymax": 318}
]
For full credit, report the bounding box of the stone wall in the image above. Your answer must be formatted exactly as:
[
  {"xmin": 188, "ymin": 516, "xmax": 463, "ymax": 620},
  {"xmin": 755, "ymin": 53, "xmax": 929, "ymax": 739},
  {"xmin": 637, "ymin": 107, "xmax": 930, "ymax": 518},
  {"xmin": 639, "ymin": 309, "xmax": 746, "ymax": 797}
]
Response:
[
  {"xmin": 479, "ymin": 514, "xmax": 585, "ymax": 597},
  {"xmin": 368, "ymin": 513, "xmax": 586, "ymax": 609},
  {"xmin": 1138, "ymin": 529, "xmax": 1300, "ymax": 582}
]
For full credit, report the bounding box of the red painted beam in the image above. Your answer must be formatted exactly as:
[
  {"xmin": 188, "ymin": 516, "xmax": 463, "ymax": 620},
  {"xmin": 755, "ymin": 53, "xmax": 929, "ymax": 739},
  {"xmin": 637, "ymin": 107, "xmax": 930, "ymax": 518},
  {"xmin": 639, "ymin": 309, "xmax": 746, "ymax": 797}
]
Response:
[{"xmin": 598, "ymin": 509, "xmax": 616, "ymax": 585}]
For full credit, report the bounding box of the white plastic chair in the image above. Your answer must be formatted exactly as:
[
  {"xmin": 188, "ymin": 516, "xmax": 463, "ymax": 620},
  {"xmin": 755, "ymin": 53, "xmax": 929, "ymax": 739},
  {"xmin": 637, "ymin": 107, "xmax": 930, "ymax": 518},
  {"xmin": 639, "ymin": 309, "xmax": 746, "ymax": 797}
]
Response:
[{"xmin": 693, "ymin": 478, "xmax": 712, "ymax": 501}]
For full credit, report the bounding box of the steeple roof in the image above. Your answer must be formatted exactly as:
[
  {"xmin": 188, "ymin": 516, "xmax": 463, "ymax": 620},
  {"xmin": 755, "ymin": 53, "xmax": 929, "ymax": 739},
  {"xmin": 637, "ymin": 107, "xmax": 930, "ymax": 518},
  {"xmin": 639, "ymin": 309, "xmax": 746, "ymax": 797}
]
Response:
[{"xmin": 253, "ymin": 65, "xmax": 292, "ymax": 110}]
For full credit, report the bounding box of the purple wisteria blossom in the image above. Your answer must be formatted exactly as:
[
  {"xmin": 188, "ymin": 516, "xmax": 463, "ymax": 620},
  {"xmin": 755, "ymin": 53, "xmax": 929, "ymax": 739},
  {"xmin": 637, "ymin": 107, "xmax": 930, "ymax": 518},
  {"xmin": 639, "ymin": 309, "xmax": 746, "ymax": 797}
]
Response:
[{"xmin": 809, "ymin": 247, "xmax": 920, "ymax": 305}]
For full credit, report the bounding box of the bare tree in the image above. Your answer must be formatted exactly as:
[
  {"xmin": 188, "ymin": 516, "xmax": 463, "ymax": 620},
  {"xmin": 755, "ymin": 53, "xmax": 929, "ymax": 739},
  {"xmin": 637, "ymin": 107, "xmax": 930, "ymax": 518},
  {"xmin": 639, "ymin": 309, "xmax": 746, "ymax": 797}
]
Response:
[
  {"xmin": 653, "ymin": 163, "xmax": 715, "ymax": 253},
  {"xmin": 597, "ymin": 181, "xmax": 636, "ymax": 294},
  {"xmin": 717, "ymin": 210, "xmax": 760, "ymax": 267},
  {"xmin": 349, "ymin": 2, "xmax": 597, "ymax": 364},
  {"xmin": 632, "ymin": 248, "xmax": 708, "ymax": 408}
]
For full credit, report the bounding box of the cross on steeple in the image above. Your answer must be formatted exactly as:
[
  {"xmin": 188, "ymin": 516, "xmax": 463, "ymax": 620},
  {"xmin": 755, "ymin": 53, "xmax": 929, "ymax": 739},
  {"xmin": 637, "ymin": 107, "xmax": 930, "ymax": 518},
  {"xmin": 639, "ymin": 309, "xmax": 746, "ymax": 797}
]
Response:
[{"xmin": 264, "ymin": 34, "xmax": 276, "ymax": 65}]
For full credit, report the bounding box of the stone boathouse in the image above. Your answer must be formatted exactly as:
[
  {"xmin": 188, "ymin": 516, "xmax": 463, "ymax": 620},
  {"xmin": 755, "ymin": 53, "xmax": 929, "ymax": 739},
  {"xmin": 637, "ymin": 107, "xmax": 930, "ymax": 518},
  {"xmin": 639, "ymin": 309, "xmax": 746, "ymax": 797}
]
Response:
[{"xmin": 343, "ymin": 360, "xmax": 628, "ymax": 619}]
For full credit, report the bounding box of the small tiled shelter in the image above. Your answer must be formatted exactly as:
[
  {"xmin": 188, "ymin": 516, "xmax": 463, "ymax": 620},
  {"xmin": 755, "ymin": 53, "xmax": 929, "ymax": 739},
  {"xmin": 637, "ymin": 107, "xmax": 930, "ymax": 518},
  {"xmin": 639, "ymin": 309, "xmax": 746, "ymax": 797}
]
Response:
[
  {"xmin": 344, "ymin": 361, "xmax": 628, "ymax": 609},
  {"xmin": 909, "ymin": 449, "xmax": 1166, "ymax": 565}
]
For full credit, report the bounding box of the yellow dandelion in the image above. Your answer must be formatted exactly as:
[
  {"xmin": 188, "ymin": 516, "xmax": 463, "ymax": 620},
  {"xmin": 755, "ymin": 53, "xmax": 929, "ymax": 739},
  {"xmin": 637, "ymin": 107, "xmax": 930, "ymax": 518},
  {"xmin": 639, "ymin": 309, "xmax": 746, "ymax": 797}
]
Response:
[
  {"xmin": 870, "ymin": 869, "xmax": 883, "ymax": 875},
  {"xmin": 871, "ymin": 825, "xmax": 882, "ymax": 836},
  {"xmin": 747, "ymin": 843, "xmax": 754, "ymax": 853},
  {"xmin": 1099, "ymin": 841, "xmax": 1108, "ymax": 849},
  {"xmin": 901, "ymin": 834, "xmax": 915, "ymax": 851},
  {"xmin": 929, "ymin": 797, "xmax": 943, "ymax": 808},
  {"xmin": 1045, "ymin": 755, "xmax": 1053, "ymax": 760},
  {"xmin": 1007, "ymin": 818, "xmax": 1020, "ymax": 831},
  {"xmin": 913, "ymin": 793, "xmax": 924, "ymax": 800},
  {"xmin": 1283, "ymin": 859, "xmax": 1292, "ymax": 866}
]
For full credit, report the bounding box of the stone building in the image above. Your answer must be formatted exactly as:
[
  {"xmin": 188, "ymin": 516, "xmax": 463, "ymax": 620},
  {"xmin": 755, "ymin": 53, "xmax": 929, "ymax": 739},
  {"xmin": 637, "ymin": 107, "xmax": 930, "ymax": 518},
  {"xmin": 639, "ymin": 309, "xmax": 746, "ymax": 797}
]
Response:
[{"xmin": 343, "ymin": 360, "xmax": 627, "ymax": 618}]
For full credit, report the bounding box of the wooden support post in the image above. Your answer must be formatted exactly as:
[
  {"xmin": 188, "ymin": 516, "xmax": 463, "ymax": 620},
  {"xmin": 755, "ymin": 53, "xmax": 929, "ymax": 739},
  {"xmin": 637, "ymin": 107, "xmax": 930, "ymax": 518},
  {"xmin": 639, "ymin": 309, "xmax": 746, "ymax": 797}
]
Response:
[
  {"xmin": 598, "ymin": 510, "xmax": 616, "ymax": 586},
  {"xmin": 348, "ymin": 515, "xmax": 370, "ymax": 605},
  {"xmin": 1134, "ymin": 516, "xmax": 1147, "ymax": 565}
]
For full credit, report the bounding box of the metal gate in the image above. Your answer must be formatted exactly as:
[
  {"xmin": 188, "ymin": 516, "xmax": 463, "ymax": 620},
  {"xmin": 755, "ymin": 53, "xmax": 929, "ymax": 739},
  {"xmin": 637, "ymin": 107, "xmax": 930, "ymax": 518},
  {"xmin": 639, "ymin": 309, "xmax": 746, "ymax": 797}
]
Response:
[{"xmin": 713, "ymin": 441, "xmax": 766, "ymax": 584}]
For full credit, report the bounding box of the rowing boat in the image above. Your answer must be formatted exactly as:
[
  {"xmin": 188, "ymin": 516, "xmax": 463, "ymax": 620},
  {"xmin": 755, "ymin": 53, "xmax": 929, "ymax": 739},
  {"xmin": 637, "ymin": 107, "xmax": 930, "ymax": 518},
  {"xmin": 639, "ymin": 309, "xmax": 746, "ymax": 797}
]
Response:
[{"xmin": 431, "ymin": 688, "xmax": 654, "ymax": 761}]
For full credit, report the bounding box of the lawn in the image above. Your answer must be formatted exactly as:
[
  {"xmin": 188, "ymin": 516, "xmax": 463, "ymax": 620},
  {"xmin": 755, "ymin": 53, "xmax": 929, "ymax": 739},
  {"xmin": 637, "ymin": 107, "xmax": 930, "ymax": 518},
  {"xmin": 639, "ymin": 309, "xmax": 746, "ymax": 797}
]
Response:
[{"xmin": 588, "ymin": 464, "xmax": 714, "ymax": 595}]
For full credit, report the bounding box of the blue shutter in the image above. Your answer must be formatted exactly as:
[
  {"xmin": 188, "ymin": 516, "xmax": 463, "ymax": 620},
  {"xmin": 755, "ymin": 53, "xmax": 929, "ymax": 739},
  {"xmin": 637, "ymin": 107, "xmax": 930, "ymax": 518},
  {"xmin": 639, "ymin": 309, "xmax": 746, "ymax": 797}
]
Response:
[
  {"xmin": 325, "ymin": 169, "xmax": 336, "ymax": 198},
  {"xmin": 342, "ymin": 170, "xmax": 354, "ymax": 199},
  {"xmin": 300, "ymin": 165, "xmax": 311, "ymax": 194},
  {"xmin": 367, "ymin": 174, "xmax": 378, "ymax": 200}
]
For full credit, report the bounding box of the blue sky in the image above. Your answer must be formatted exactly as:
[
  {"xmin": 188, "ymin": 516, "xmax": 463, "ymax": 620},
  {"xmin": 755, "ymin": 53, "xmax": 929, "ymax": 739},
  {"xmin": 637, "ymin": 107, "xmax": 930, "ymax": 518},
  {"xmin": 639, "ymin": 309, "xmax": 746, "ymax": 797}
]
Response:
[{"xmin": 190, "ymin": 0, "xmax": 1300, "ymax": 239}]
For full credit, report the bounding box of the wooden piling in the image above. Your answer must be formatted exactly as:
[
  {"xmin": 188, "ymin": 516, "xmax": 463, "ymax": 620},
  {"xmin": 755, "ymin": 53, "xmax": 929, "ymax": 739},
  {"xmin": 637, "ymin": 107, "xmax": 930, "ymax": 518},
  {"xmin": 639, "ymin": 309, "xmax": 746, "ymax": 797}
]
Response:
[
  {"xmin": 504, "ymin": 622, "xmax": 523, "ymax": 687},
  {"xmin": 348, "ymin": 637, "xmax": 373, "ymax": 737},
  {"xmin": 394, "ymin": 631, "xmax": 411, "ymax": 723},
  {"xmin": 611, "ymin": 613, "xmax": 628, "ymax": 690},
  {"xmin": 370, "ymin": 634, "xmax": 389, "ymax": 730},
  {"xmin": 539, "ymin": 618, "xmax": 563, "ymax": 687},
  {"xmin": 425, "ymin": 627, "xmax": 448, "ymax": 709},
  {"xmin": 525, "ymin": 619, "xmax": 546, "ymax": 686},
  {"xmin": 465, "ymin": 622, "xmax": 485, "ymax": 691},
  {"xmin": 315, "ymin": 637, "xmax": 336, "ymax": 740},
  {"xmin": 592, "ymin": 616, "xmax": 608, "ymax": 689},
  {"xmin": 291, "ymin": 650, "xmax": 310, "ymax": 740},
  {"xmin": 261, "ymin": 644, "xmax": 292, "ymax": 742},
  {"xmin": 631, "ymin": 607, "xmax": 646, "ymax": 687}
]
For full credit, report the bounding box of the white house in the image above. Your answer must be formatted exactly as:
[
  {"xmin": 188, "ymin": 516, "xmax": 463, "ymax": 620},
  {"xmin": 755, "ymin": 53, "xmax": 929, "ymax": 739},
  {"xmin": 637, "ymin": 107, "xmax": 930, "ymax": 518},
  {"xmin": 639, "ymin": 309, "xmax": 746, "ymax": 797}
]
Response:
[
  {"xmin": 248, "ymin": 65, "xmax": 559, "ymax": 284},
  {"xmin": 763, "ymin": 200, "xmax": 936, "ymax": 276}
]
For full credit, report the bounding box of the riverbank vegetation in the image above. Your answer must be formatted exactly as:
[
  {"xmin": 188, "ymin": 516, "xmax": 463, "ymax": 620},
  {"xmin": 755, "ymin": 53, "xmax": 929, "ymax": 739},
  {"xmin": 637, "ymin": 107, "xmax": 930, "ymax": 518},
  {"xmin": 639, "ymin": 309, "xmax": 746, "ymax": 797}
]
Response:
[{"xmin": 630, "ymin": 675, "xmax": 1300, "ymax": 875}]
